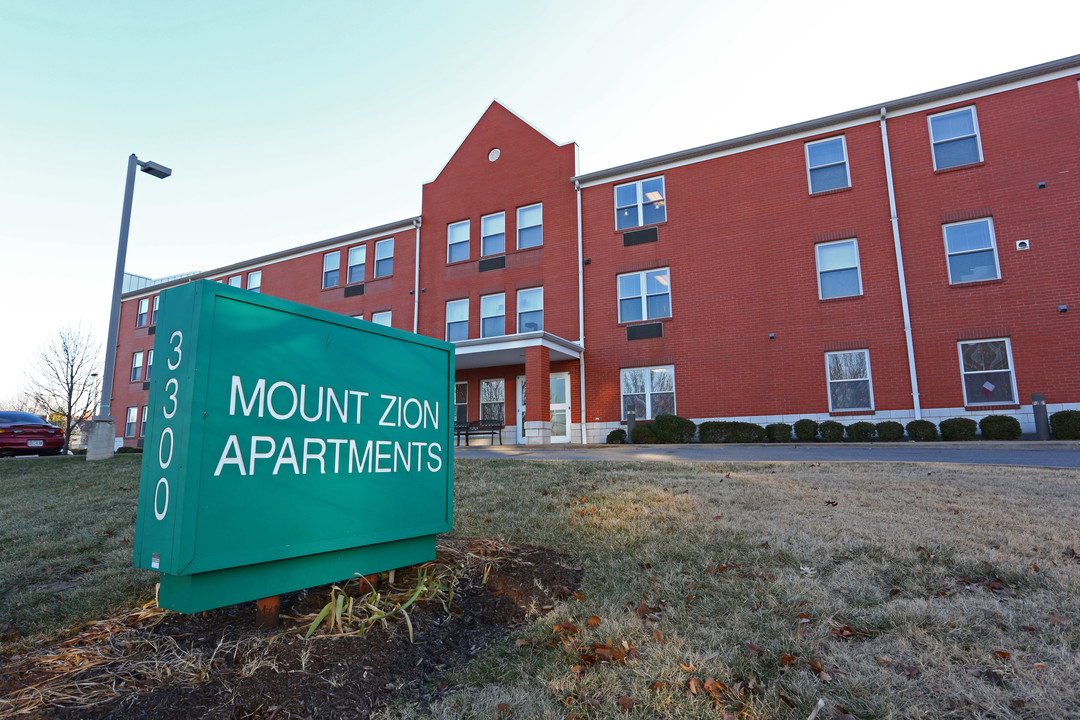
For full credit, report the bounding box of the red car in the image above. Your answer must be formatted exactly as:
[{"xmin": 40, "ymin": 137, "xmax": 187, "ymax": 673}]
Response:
[{"xmin": 0, "ymin": 412, "xmax": 65, "ymax": 457}]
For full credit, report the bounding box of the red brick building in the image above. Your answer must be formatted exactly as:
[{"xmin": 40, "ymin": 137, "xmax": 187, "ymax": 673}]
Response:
[{"xmin": 110, "ymin": 55, "xmax": 1080, "ymax": 446}]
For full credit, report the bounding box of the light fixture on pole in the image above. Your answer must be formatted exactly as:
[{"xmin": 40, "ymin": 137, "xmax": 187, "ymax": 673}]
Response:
[{"xmin": 87, "ymin": 154, "xmax": 172, "ymax": 461}]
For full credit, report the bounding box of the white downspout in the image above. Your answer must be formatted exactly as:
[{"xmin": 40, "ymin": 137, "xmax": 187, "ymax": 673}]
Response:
[
  {"xmin": 575, "ymin": 164, "xmax": 588, "ymax": 444},
  {"xmin": 880, "ymin": 108, "xmax": 922, "ymax": 420},
  {"xmin": 412, "ymin": 218, "xmax": 421, "ymax": 334}
]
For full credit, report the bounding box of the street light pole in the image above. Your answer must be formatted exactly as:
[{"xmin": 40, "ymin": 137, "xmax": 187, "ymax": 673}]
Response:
[{"xmin": 87, "ymin": 154, "xmax": 171, "ymax": 461}]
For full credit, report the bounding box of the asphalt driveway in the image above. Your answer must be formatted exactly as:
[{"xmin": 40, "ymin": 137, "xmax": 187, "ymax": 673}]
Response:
[{"xmin": 455, "ymin": 440, "xmax": 1080, "ymax": 469}]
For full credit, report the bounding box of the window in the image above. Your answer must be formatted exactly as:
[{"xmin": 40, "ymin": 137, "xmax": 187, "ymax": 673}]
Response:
[
  {"xmin": 480, "ymin": 379, "xmax": 505, "ymax": 424},
  {"xmin": 480, "ymin": 293, "xmax": 505, "ymax": 338},
  {"xmin": 130, "ymin": 352, "xmax": 144, "ymax": 382},
  {"xmin": 929, "ymin": 106, "xmax": 982, "ymax": 170},
  {"xmin": 806, "ymin": 136, "xmax": 850, "ymax": 193},
  {"xmin": 615, "ymin": 176, "xmax": 666, "ymax": 230},
  {"xmin": 455, "ymin": 382, "xmax": 468, "ymax": 422},
  {"xmin": 816, "ymin": 239, "xmax": 862, "ymax": 299},
  {"xmin": 145, "ymin": 350, "xmax": 154, "ymax": 381},
  {"xmin": 125, "ymin": 407, "xmax": 138, "ymax": 437},
  {"xmin": 958, "ymin": 339, "xmax": 1016, "ymax": 405},
  {"xmin": 517, "ymin": 287, "xmax": 543, "ymax": 333},
  {"xmin": 348, "ymin": 246, "xmax": 366, "ymax": 283},
  {"xmin": 826, "ymin": 350, "xmax": 873, "ymax": 411},
  {"xmin": 372, "ymin": 310, "xmax": 392, "ymax": 327},
  {"xmin": 617, "ymin": 268, "xmax": 671, "ymax": 323},
  {"xmin": 446, "ymin": 299, "xmax": 469, "ymax": 341},
  {"xmin": 374, "ymin": 239, "xmax": 394, "ymax": 278},
  {"xmin": 620, "ymin": 366, "xmax": 675, "ymax": 420},
  {"xmin": 517, "ymin": 204, "xmax": 542, "ymax": 249},
  {"xmin": 352, "ymin": 314, "xmax": 364, "ymax": 320},
  {"xmin": 150, "ymin": 295, "xmax": 159, "ymax": 324},
  {"xmin": 248, "ymin": 271, "xmax": 262, "ymax": 293},
  {"xmin": 944, "ymin": 218, "xmax": 999, "ymax": 284},
  {"xmin": 136, "ymin": 298, "xmax": 149, "ymax": 327},
  {"xmin": 481, "ymin": 212, "xmax": 505, "ymax": 256},
  {"xmin": 228, "ymin": 275, "xmax": 242, "ymax": 288},
  {"xmin": 448, "ymin": 221, "xmax": 469, "ymax": 263},
  {"xmin": 323, "ymin": 251, "xmax": 340, "ymax": 288},
  {"xmin": 140, "ymin": 405, "xmax": 148, "ymax": 437}
]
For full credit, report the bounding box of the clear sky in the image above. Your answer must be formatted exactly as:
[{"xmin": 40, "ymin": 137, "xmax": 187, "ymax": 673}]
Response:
[{"xmin": 2, "ymin": 0, "xmax": 1077, "ymax": 399}]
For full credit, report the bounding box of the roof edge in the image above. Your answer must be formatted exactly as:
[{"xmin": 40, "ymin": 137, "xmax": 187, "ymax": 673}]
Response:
[{"xmin": 574, "ymin": 53, "xmax": 1080, "ymax": 185}]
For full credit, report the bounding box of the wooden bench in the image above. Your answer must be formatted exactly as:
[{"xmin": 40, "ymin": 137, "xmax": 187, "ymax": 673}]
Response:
[{"xmin": 455, "ymin": 419, "xmax": 504, "ymax": 446}]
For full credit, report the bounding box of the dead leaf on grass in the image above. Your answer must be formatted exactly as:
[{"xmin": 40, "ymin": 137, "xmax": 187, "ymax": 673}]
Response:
[
  {"xmin": 615, "ymin": 696, "xmax": 633, "ymax": 712},
  {"xmin": 686, "ymin": 677, "xmax": 703, "ymax": 694},
  {"xmin": 586, "ymin": 615, "xmax": 601, "ymax": 628},
  {"xmin": 993, "ymin": 651, "xmax": 1011, "ymax": 660},
  {"xmin": 904, "ymin": 666, "xmax": 920, "ymax": 678},
  {"xmin": 497, "ymin": 702, "xmax": 512, "ymax": 715},
  {"xmin": 652, "ymin": 629, "xmax": 665, "ymax": 644}
]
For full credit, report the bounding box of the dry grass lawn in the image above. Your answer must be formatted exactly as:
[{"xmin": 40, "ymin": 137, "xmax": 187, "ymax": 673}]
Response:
[{"xmin": 381, "ymin": 459, "xmax": 1080, "ymax": 720}]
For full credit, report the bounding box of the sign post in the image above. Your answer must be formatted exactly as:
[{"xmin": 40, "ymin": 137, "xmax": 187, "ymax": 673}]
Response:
[{"xmin": 133, "ymin": 280, "xmax": 454, "ymax": 613}]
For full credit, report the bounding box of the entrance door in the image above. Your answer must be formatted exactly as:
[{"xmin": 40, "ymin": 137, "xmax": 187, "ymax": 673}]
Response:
[
  {"xmin": 549, "ymin": 372, "xmax": 571, "ymax": 443},
  {"xmin": 516, "ymin": 376, "xmax": 527, "ymax": 444}
]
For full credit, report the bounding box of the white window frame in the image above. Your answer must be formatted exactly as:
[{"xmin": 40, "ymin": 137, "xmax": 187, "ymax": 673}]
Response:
[
  {"xmin": 617, "ymin": 268, "xmax": 671, "ymax": 323},
  {"xmin": 516, "ymin": 287, "xmax": 543, "ymax": 333},
  {"xmin": 228, "ymin": 275, "xmax": 242, "ymax": 288},
  {"xmin": 455, "ymin": 381, "xmax": 468, "ymax": 423},
  {"xmin": 480, "ymin": 378, "xmax": 505, "ymax": 424},
  {"xmin": 247, "ymin": 271, "xmax": 262, "ymax": 293},
  {"xmin": 372, "ymin": 310, "xmax": 392, "ymax": 327},
  {"xmin": 957, "ymin": 338, "xmax": 1018, "ymax": 406},
  {"xmin": 614, "ymin": 176, "xmax": 666, "ymax": 230},
  {"xmin": 136, "ymin": 298, "xmax": 149, "ymax": 327},
  {"xmin": 130, "ymin": 351, "xmax": 144, "ymax": 382},
  {"xmin": 481, "ymin": 212, "xmax": 505, "ymax": 257},
  {"xmin": 805, "ymin": 136, "xmax": 851, "ymax": 194},
  {"xmin": 447, "ymin": 220, "xmax": 470, "ymax": 264},
  {"xmin": 125, "ymin": 407, "xmax": 138, "ymax": 437},
  {"xmin": 140, "ymin": 405, "xmax": 148, "ymax": 437},
  {"xmin": 446, "ymin": 298, "xmax": 469, "ymax": 341},
  {"xmin": 323, "ymin": 251, "xmax": 340, "ymax": 288},
  {"xmin": 145, "ymin": 349, "xmax": 154, "ymax": 381},
  {"xmin": 928, "ymin": 106, "xmax": 983, "ymax": 170},
  {"xmin": 943, "ymin": 218, "xmax": 1000, "ymax": 284},
  {"xmin": 374, "ymin": 238, "xmax": 394, "ymax": 278},
  {"xmin": 825, "ymin": 349, "xmax": 874, "ymax": 412},
  {"xmin": 347, "ymin": 245, "xmax": 366, "ymax": 284},
  {"xmin": 516, "ymin": 203, "xmax": 543, "ymax": 249},
  {"xmin": 815, "ymin": 238, "xmax": 863, "ymax": 299},
  {"xmin": 619, "ymin": 365, "xmax": 676, "ymax": 421},
  {"xmin": 151, "ymin": 295, "xmax": 159, "ymax": 324},
  {"xmin": 480, "ymin": 292, "xmax": 505, "ymax": 338}
]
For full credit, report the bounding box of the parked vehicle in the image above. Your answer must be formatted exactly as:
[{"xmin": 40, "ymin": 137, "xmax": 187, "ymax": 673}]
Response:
[{"xmin": 0, "ymin": 412, "xmax": 65, "ymax": 456}]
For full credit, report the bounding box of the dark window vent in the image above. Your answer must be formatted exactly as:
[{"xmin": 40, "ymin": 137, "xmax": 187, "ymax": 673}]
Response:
[
  {"xmin": 623, "ymin": 227, "xmax": 658, "ymax": 247},
  {"xmin": 479, "ymin": 256, "xmax": 506, "ymax": 272},
  {"xmin": 147, "ymin": 325, "xmax": 156, "ymax": 336},
  {"xmin": 143, "ymin": 382, "xmax": 151, "ymax": 391},
  {"xmin": 627, "ymin": 322, "xmax": 663, "ymax": 341},
  {"xmin": 344, "ymin": 283, "xmax": 366, "ymax": 297},
  {"xmin": 136, "ymin": 439, "xmax": 145, "ymax": 449}
]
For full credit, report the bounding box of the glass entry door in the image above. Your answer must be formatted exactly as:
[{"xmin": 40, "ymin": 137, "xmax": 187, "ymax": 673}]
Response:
[{"xmin": 516, "ymin": 373, "xmax": 571, "ymax": 443}]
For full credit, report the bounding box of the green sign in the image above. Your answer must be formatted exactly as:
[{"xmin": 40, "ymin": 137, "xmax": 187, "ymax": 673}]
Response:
[{"xmin": 133, "ymin": 280, "xmax": 454, "ymax": 613}]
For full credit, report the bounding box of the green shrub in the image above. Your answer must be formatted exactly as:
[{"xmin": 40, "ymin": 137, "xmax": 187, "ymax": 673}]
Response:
[
  {"xmin": 793, "ymin": 419, "xmax": 819, "ymax": 441},
  {"xmin": 819, "ymin": 420, "xmax": 845, "ymax": 442},
  {"xmin": 906, "ymin": 420, "xmax": 938, "ymax": 442},
  {"xmin": 630, "ymin": 424, "xmax": 657, "ymax": 444},
  {"xmin": 939, "ymin": 417, "xmax": 978, "ymax": 441},
  {"xmin": 70, "ymin": 448, "xmax": 87, "ymax": 456},
  {"xmin": 845, "ymin": 421, "xmax": 875, "ymax": 442},
  {"xmin": 979, "ymin": 414, "xmax": 1022, "ymax": 440},
  {"xmin": 1050, "ymin": 410, "xmax": 1080, "ymax": 439},
  {"xmin": 698, "ymin": 421, "xmax": 731, "ymax": 443},
  {"xmin": 875, "ymin": 421, "xmax": 905, "ymax": 442},
  {"xmin": 765, "ymin": 423, "xmax": 792, "ymax": 442},
  {"xmin": 651, "ymin": 414, "xmax": 697, "ymax": 443},
  {"xmin": 729, "ymin": 422, "xmax": 766, "ymax": 443},
  {"xmin": 606, "ymin": 428, "xmax": 627, "ymax": 444},
  {"xmin": 115, "ymin": 446, "xmax": 143, "ymax": 454}
]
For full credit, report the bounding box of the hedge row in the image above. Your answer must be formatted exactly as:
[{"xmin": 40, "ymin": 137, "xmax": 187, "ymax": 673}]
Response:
[{"xmin": 604, "ymin": 411, "xmax": 1068, "ymax": 443}]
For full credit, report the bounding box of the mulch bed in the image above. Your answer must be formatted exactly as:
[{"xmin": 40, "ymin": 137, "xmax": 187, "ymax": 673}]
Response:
[{"xmin": 0, "ymin": 538, "xmax": 582, "ymax": 720}]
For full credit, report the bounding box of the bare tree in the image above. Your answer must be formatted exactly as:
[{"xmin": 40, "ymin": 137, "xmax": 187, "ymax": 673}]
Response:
[{"xmin": 25, "ymin": 326, "xmax": 102, "ymax": 453}]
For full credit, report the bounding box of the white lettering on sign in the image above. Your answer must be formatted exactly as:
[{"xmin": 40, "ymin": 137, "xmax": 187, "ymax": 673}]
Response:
[
  {"xmin": 379, "ymin": 395, "xmax": 440, "ymax": 429},
  {"xmin": 230, "ymin": 376, "xmax": 369, "ymax": 424},
  {"xmin": 211, "ymin": 436, "xmax": 446, "ymax": 478}
]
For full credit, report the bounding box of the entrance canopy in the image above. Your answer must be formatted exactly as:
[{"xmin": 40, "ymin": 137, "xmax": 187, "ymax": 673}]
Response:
[{"xmin": 452, "ymin": 331, "xmax": 583, "ymax": 370}]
